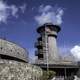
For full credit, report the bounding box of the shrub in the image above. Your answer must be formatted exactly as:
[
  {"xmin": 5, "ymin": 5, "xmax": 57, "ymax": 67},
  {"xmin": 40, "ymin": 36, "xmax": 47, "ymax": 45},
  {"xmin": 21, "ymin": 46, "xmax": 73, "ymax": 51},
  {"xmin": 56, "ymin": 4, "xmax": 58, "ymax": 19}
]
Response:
[{"xmin": 42, "ymin": 70, "xmax": 56, "ymax": 80}]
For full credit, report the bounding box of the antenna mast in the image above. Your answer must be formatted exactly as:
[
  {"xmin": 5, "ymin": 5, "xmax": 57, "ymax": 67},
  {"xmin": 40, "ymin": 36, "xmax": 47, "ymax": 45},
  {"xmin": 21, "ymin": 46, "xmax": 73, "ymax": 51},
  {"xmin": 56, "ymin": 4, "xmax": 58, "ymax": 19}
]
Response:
[{"xmin": 45, "ymin": 25, "xmax": 49, "ymax": 72}]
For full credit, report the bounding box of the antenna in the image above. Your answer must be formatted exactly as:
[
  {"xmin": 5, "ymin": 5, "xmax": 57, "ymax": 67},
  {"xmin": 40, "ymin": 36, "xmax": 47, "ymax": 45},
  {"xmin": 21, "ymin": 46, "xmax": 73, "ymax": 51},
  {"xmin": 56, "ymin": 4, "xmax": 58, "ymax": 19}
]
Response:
[
  {"xmin": 62, "ymin": 32, "xmax": 67, "ymax": 79},
  {"xmin": 44, "ymin": 24, "xmax": 49, "ymax": 72}
]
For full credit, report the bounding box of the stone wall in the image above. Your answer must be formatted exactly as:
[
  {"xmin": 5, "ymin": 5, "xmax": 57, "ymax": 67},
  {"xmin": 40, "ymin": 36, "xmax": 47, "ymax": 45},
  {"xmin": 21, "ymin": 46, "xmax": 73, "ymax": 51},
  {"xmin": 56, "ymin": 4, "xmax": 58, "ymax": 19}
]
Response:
[
  {"xmin": 0, "ymin": 59, "xmax": 43, "ymax": 80},
  {"xmin": 0, "ymin": 39, "xmax": 28, "ymax": 62}
]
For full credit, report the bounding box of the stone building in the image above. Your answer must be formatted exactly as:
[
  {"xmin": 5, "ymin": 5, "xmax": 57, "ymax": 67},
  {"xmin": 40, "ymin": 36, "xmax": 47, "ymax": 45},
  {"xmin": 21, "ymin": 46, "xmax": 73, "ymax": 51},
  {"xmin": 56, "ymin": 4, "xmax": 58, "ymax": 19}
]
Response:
[
  {"xmin": 0, "ymin": 39, "xmax": 43, "ymax": 80},
  {"xmin": 0, "ymin": 39, "xmax": 28, "ymax": 62}
]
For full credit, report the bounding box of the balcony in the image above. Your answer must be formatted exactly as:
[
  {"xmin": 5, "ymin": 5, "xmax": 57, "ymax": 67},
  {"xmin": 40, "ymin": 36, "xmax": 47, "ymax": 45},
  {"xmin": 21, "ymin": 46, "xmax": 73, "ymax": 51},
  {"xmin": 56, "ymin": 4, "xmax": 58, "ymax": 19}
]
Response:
[
  {"xmin": 37, "ymin": 37, "xmax": 42, "ymax": 41},
  {"xmin": 35, "ymin": 50, "xmax": 44, "ymax": 56},
  {"xmin": 38, "ymin": 54, "xmax": 43, "ymax": 59},
  {"xmin": 35, "ymin": 41, "xmax": 43, "ymax": 48}
]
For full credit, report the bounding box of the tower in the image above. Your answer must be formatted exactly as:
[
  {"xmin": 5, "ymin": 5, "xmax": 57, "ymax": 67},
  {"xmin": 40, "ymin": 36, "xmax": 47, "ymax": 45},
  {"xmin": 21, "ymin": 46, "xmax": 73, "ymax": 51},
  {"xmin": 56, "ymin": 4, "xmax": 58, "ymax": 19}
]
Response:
[{"xmin": 35, "ymin": 23, "xmax": 61, "ymax": 64}]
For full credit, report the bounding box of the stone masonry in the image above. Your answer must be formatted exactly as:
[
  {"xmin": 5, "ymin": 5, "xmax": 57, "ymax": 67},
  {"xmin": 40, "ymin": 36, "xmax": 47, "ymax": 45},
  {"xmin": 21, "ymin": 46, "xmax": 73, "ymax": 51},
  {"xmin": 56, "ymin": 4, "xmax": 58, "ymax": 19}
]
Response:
[
  {"xmin": 0, "ymin": 39, "xmax": 43, "ymax": 80},
  {"xmin": 0, "ymin": 60, "xmax": 43, "ymax": 80}
]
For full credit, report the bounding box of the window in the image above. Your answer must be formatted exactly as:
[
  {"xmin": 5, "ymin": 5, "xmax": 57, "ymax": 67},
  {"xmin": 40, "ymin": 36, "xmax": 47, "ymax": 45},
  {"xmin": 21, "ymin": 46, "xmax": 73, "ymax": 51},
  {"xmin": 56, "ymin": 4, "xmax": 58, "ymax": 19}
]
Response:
[
  {"xmin": 0, "ymin": 47, "xmax": 3, "ymax": 50},
  {"xmin": 38, "ymin": 54, "xmax": 43, "ymax": 59},
  {"xmin": 10, "ymin": 49, "xmax": 12, "ymax": 52}
]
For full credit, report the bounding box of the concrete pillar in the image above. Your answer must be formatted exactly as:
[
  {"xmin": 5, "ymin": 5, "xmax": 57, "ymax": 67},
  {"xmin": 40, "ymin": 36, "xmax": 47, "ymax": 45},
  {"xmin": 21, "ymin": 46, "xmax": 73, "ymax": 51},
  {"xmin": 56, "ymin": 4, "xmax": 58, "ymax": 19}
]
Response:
[{"xmin": 48, "ymin": 36, "xmax": 59, "ymax": 62}]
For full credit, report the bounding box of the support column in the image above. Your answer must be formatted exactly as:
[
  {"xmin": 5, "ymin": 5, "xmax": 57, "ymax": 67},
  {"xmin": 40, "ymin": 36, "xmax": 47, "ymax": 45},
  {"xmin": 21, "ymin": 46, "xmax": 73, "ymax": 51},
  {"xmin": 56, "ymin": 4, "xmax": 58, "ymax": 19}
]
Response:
[{"xmin": 64, "ymin": 68, "xmax": 67, "ymax": 80}]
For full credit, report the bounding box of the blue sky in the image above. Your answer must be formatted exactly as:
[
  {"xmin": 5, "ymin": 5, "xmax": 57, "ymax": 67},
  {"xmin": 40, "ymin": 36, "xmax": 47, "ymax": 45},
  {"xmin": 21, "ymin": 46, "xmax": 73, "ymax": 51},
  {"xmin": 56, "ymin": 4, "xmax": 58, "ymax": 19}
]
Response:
[{"xmin": 0, "ymin": 0, "xmax": 80, "ymax": 60}]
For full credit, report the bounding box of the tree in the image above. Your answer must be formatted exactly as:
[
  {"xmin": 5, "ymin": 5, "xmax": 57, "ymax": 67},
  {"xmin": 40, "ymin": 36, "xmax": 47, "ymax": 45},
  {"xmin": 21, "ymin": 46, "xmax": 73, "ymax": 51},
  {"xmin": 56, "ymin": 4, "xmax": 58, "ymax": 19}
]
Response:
[{"xmin": 42, "ymin": 70, "xmax": 56, "ymax": 80}]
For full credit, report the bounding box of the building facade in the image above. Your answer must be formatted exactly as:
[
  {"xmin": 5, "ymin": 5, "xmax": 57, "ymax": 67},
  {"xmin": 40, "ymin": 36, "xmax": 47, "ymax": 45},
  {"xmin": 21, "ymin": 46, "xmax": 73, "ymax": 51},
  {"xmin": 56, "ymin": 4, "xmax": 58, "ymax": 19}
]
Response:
[
  {"xmin": 35, "ymin": 23, "xmax": 80, "ymax": 79},
  {"xmin": 0, "ymin": 39, "xmax": 43, "ymax": 80}
]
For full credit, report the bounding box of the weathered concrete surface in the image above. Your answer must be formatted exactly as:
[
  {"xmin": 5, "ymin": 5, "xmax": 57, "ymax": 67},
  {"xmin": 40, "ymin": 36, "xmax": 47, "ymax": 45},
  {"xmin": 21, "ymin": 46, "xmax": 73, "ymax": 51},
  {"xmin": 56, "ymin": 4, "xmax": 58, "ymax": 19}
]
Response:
[
  {"xmin": 0, "ymin": 59, "xmax": 43, "ymax": 80},
  {"xmin": 0, "ymin": 39, "xmax": 28, "ymax": 62}
]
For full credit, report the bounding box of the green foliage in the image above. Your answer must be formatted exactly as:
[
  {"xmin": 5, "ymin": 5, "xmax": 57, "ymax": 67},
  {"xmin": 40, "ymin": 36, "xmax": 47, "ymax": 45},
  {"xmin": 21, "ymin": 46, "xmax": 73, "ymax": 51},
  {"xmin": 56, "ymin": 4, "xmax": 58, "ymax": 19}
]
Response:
[{"xmin": 42, "ymin": 70, "xmax": 56, "ymax": 80}]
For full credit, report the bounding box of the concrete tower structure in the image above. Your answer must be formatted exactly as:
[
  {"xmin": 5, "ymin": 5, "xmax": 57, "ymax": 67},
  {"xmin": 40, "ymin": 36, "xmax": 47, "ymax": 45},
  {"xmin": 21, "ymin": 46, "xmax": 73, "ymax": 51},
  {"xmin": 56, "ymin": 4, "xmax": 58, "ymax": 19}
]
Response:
[
  {"xmin": 35, "ymin": 23, "xmax": 61, "ymax": 64},
  {"xmin": 35, "ymin": 23, "xmax": 80, "ymax": 79}
]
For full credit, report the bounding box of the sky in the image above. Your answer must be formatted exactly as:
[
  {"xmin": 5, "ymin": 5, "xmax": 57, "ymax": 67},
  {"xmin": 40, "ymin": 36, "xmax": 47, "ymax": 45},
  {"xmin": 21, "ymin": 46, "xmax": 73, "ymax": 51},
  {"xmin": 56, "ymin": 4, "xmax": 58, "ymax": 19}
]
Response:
[{"xmin": 0, "ymin": 0, "xmax": 80, "ymax": 61}]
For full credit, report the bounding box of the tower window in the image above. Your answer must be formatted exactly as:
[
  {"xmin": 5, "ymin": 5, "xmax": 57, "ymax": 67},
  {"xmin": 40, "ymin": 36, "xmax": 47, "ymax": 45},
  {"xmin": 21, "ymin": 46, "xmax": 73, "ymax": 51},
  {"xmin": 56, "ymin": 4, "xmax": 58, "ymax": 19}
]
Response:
[
  {"xmin": 0, "ymin": 47, "xmax": 3, "ymax": 50},
  {"xmin": 10, "ymin": 50, "xmax": 12, "ymax": 52},
  {"xmin": 17, "ymin": 52, "xmax": 20, "ymax": 54},
  {"xmin": 38, "ymin": 54, "xmax": 43, "ymax": 59}
]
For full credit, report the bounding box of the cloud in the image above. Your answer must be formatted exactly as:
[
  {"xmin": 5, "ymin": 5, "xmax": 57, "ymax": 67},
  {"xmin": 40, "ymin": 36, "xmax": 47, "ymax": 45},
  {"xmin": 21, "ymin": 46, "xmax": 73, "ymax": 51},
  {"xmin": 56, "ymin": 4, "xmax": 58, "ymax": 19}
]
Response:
[
  {"xmin": 71, "ymin": 45, "xmax": 80, "ymax": 61},
  {"xmin": 19, "ymin": 4, "xmax": 26, "ymax": 13},
  {"xmin": 0, "ymin": 0, "xmax": 26, "ymax": 23},
  {"xmin": 59, "ymin": 46, "xmax": 70, "ymax": 54},
  {"xmin": 35, "ymin": 5, "xmax": 64, "ymax": 25},
  {"xmin": 10, "ymin": 5, "xmax": 18, "ymax": 18},
  {"xmin": 39, "ymin": 5, "xmax": 52, "ymax": 13},
  {"xmin": 0, "ymin": 0, "xmax": 19, "ymax": 23}
]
